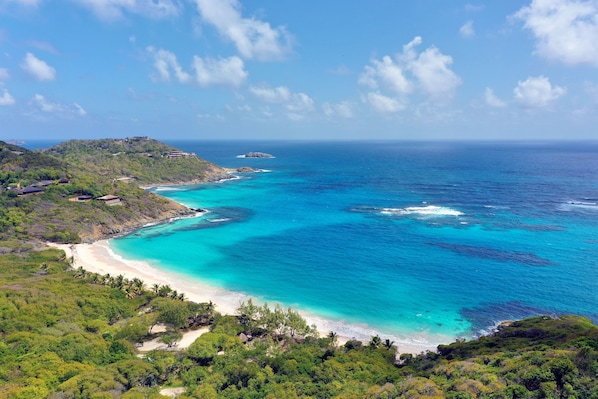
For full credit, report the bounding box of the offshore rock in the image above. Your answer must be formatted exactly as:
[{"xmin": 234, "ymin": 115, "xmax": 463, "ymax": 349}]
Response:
[{"xmin": 244, "ymin": 152, "xmax": 274, "ymax": 158}]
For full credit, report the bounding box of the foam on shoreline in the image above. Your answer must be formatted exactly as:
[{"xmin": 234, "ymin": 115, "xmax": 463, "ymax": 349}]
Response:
[{"xmin": 49, "ymin": 240, "xmax": 445, "ymax": 354}]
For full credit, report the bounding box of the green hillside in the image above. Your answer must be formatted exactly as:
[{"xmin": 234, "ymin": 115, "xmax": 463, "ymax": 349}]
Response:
[
  {"xmin": 0, "ymin": 138, "xmax": 228, "ymax": 244},
  {"xmin": 0, "ymin": 249, "xmax": 597, "ymax": 398}
]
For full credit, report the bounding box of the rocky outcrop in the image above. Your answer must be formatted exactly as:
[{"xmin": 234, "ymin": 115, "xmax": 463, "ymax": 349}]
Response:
[
  {"xmin": 243, "ymin": 152, "xmax": 274, "ymax": 158},
  {"xmin": 236, "ymin": 166, "xmax": 256, "ymax": 173}
]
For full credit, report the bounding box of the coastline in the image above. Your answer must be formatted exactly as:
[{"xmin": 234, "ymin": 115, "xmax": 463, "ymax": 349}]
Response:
[{"xmin": 49, "ymin": 238, "xmax": 444, "ymax": 355}]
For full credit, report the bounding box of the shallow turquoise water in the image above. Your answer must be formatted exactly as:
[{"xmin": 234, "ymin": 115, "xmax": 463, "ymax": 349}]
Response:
[{"xmin": 111, "ymin": 141, "xmax": 598, "ymax": 346}]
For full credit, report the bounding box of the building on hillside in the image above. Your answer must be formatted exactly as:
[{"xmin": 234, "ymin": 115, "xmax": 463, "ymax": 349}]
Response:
[
  {"xmin": 69, "ymin": 195, "xmax": 93, "ymax": 202},
  {"xmin": 36, "ymin": 180, "xmax": 55, "ymax": 187},
  {"xmin": 17, "ymin": 186, "xmax": 44, "ymax": 196},
  {"xmin": 96, "ymin": 194, "xmax": 122, "ymax": 206}
]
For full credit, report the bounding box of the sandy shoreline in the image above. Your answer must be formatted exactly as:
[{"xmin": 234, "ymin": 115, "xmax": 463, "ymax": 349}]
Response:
[{"xmin": 50, "ymin": 240, "xmax": 442, "ymax": 355}]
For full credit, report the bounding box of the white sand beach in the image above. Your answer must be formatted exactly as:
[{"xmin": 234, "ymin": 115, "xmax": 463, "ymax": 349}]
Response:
[{"xmin": 50, "ymin": 240, "xmax": 438, "ymax": 354}]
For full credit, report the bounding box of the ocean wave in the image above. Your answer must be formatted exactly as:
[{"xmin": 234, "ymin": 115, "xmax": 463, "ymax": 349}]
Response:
[
  {"xmin": 381, "ymin": 205, "xmax": 463, "ymax": 217},
  {"xmin": 207, "ymin": 218, "xmax": 232, "ymax": 223},
  {"xmin": 154, "ymin": 186, "xmax": 184, "ymax": 192},
  {"xmin": 559, "ymin": 200, "xmax": 598, "ymax": 212}
]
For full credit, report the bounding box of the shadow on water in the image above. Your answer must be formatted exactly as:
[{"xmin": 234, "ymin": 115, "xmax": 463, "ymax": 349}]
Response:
[{"xmin": 428, "ymin": 242, "xmax": 556, "ymax": 267}]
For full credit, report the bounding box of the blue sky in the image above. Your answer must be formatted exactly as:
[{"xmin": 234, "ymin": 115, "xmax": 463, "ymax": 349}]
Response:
[{"xmin": 1, "ymin": 0, "xmax": 598, "ymax": 141}]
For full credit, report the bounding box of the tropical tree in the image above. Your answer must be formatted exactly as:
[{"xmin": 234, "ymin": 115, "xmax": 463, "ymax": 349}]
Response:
[{"xmin": 369, "ymin": 335, "xmax": 382, "ymax": 349}]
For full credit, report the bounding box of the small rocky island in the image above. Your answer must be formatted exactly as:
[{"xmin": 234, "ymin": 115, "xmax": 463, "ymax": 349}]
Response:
[{"xmin": 242, "ymin": 152, "xmax": 275, "ymax": 158}]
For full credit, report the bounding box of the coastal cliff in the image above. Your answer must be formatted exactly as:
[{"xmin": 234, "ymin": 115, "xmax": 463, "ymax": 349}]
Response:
[{"xmin": 0, "ymin": 138, "xmax": 228, "ymax": 244}]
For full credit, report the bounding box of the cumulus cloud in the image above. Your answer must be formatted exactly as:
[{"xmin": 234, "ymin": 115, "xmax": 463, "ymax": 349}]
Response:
[
  {"xmin": 147, "ymin": 47, "xmax": 247, "ymax": 87},
  {"xmin": 359, "ymin": 56, "xmax": 412, "ymax": 94},
  {"xmin": 192, "ymin": 0, "xmax": 292, "ymax": 60},
  {"xmin": 359, "ymin": 37, "xmax": 460, "ymax": 113},
  {"xmin": 513, "ymin": 75, "xmax": 566, "ymax": 107},
  {"xmin": 249, "ymin": 85, "xmax": 290, "ymax": 102},
  {"xmin": 406, "ymin": 40, "xmax": 462, "ymax": 98},
  {"xmin": 71, "ymin": 0, "xmax": 182, "ymax": 21},
  {"xmin": 250, "ymin": 84, "xmax": 314, "ymax": 120},
  {"xmin": 322, "ymin": 101, "xmax": 353, "ymax": 118},
  {"xmin": 0, "ymin": 88, "xmax": 15, "ymax": 106},
  {"xmin": 460, "ymin": 20, "xmax": 475, "ymax": 38},
  {"xmin": 484, "ymin": 88, "xmax": 506, "ymax": 107},
  {"xmin": 147, "ymin": 47, "xmax": 191, "ymax": 83},
  {"xmin": 31, "ymin": 93, "xmax": 87, "ymax": 115},
  {"xmin": 513, "ymin": 0, "xmax": 598, "ymax": 67},
  {"xmin": 192, "ymin": 55, "xmax": 247, "ymax": 87},
  {"xmin": 21, "ymin": 52, "xmax": 56, "ymax": 81},
  {"xmin": 364, "ymin": 92, "xmax": 406, "ymax": 114}
]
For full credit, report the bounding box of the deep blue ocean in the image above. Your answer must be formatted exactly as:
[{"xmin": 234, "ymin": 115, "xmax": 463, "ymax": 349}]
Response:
[{"xmin": 27, "ymin": 140, "xmax": 598, "ymax": 348}]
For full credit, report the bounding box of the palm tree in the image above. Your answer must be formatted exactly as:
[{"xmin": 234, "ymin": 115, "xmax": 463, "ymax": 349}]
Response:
[
  {"xmin": 169, "ymin": 290, "xmax": 179, "ymax": 300},
  {"xmin": 158, "ymin": 284, "xmax": 172, "ymax": 297},
  {"xmin": 177, "ymin": 292, "xmax": 186, "ymax": 301},
  {"xmin": 205, "ymin": 301, "xmax": 215, "ymax": 317},
  {"xmin": 113, "ymin": 274, "xmax": 126, "ymax": 290},
  {"xmin": 151, "ymin": 283, "xmax": 161, "ymax": 296},
  {"xmin": 383, "ymin": 338, "xmax": 395, "ymax": 351},
  {"xmin": 132, "ymin": 278, "xmax": 145, "ymax": 295},
  {"xmin": 369, "ymin": 335, "xmax": 382, "ymax": 349},
  {"xmin": 328, "ymin": 331, "xmax": 338, "ymax": 347}
]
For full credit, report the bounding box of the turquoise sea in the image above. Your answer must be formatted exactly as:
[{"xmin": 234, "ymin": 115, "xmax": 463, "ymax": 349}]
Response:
[{"xmin": 102, "ymin": 141, "xmax": 598, "ymax": 348}]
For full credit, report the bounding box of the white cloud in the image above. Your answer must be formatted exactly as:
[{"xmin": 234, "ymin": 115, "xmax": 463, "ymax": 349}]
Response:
[
  {"xmin": 147, "ymin": 47, "xmax": 247, "ymax": 87},
  {"xmin": 364, "ymin": 92, "xmax": 406, "ymax": 114},
  {"xmin": 286, "ymin": 92, "xmax": 314, "ymax": 113},
  {"xmin": 513, "ymin": 75, "xmax": 566, "ymax": 107},
  {"xmin": 71, "ymin": 0, "xmax": 181, "ymax": 21},
  {"xmin": 31, "ymin": 93, "xmax": 87, "ymax": 115},
  {"xmin": 250, "ymin": 85, "xmax": 314, "ymax": 120},
  {"xmin": 359, "ymin": 56, "xmax": 412, "ymax": 94},
  {"xmin": 249, "ymin": 85, "xmax": 291, "ymax": 102},
  {"xmin": 192, "ymin": 55, "xmax": 247, "ymax": 87},
  {"xmin": 484, "ymin": 88, "xmax": 506, "ymax": 107},
  {"xmin": 0, "ymin": 68, "xmax": 9, "ymax": 80},
  {"xmin": 460, "ymin": 20, "xmax": 475, "ymax": 38},
  {"xmin": 21, "ymin": 52, "xmax": 56, "ymax": 81},
  {"xmin": 74, "ymin": 102, "xmax": 87, "ymax": 115},
  {"xmin": 513, "ymin": 0, "xmax": 598, "ymax": 67},
  {"xmin": 409, "ymin": 46, "xmax": 461, "ymax": 99},
  {"xmin": 322, "ymin": 101, "xmax": 353, "ymax": 118},
  {"xmin": 147, "ymin": 47, "xmax": 191, "ymax": 83},
  {"xmin": 359, "ymin": 37, "xmax": 460, "ymax": 114},
  {"xmin": 192, "ymin": 0, "xmax": 292, "ymax": 60},
  {"xmin": 32, "ymin": 93, "xmax": 61, "ymax": 112},
  {"xmin": 0, "ymin": 88, "xmax": 15, "ymax": 106}
]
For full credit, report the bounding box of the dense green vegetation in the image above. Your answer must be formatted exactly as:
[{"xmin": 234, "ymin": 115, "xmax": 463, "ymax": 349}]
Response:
[
  {"xmin": 0, "ymin": 138, "xmax": 227, "ymax": 244},
  {"xmin": 42, "ymin": 138, "xmax": 226, "ymax": 186},
  {"xmin": 1, "ymin": 248, "xmax": 597, "ymax": 398}
]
